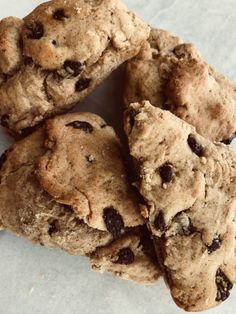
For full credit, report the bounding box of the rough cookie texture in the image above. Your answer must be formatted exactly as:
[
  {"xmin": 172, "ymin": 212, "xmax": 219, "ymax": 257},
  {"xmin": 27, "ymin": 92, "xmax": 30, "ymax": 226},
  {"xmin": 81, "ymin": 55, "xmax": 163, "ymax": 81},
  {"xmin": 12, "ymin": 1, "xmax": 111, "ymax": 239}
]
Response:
[
  {"xmin": 90, "ymin": 226, "xmax": 160, "ymax": 284},
  {"xmin": 37, "ymin": 112, "xmax": 144, "ymax": 234},
  {"xmin": 125, "ymin": 28, "xmax": 236, "ymax": 142},
  {"xmin": 0, "ymin": 0, "xmax": 150, "ymax": 133},
  {"xmin": 0, "ymin": 128, "xmax": 112, "ymax": 255},
  {"xmin": 125, "ymin": 101, "xmax": 236, "ymax": 311}
]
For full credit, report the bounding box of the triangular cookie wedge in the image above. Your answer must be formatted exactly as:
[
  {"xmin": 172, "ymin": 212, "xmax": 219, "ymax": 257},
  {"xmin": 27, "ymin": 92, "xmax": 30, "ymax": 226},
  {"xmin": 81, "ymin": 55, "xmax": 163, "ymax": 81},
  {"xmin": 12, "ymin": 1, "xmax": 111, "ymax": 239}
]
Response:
[
  {"xmin": 125, "ymin": 101, "xmax": 236, "ymax": 311},
  {"xmin": 125, "ymin": 28, "xmax": 236, "ymax": 142},
  {"xmin": 0, "ymin": 128, "xmax": 112, "ymax": 255},
  {"xmin": 0, "ymin": 0, "xmax": 150, "ymax": 134},
  {"xmin": 37, "ymin": 112, "xmax": 143, "ymax": 233}
]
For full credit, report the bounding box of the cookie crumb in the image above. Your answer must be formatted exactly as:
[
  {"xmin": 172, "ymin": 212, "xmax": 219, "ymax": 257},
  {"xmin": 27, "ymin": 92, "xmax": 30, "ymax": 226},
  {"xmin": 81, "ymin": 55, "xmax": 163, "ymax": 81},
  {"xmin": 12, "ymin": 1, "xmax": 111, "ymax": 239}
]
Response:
[{"xmin": 86, "ymin": 155, "xmax": 95, "ymax": 163}]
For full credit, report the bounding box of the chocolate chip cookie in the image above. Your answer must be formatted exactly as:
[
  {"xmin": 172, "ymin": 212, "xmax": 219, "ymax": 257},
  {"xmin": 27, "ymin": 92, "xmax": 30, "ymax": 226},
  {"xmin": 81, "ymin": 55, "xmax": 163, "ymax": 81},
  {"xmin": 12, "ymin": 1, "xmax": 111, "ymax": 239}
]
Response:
[
  {"xmin": 124, "ymin": 28, "xmax": 236, "ymax": 142},
  {"xmin": 90, "ymin": 226, "xmax": 160, "ymax": 284},
  {"xmin": 0, "ymin": 128, "xmax": 112, "ymax": 255},
  {"xmin": 125, "ymin": 101, "xmax": 236, "ymax": 311},
  {"xmin": 0, "ymin": 112, "xmax": 160, "ymax": 284},
  {"xmin": 0, "ymin": 0, "xmax": 150, "ymax": 133},
  {"xmin": 37, "ymin": 112, "xmax": 144, "ymax": 233}
]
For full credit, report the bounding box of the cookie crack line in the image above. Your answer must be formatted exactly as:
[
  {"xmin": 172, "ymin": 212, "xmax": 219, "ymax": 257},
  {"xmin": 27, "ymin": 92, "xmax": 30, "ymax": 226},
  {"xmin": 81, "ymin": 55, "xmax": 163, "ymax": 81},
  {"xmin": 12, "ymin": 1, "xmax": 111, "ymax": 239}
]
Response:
[
  {"xmin": 74, "ymin": 186, "xmax": 93, "ymax": 225},
  {"xmin": 0, "ymin": 162, "xmax": 34, "ymax": 178},
  {"xmin": 125, "ymin": 101, "xmax": 236, "ymax": 311},
  {"xmin": 0, "ymin": 1, "xmax": 150, "ymax": 133}
]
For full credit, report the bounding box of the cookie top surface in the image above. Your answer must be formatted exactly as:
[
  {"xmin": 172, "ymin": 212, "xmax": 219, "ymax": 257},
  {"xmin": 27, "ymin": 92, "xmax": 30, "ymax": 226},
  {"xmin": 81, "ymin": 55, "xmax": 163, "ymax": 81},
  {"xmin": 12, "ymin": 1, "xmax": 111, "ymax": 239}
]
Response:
[
  {"xmin": 0, "ymin": 0, "xmax": 150, "ymax": 133},
  {"xmin": 125, "ymin": 101, "xmax": 236, "ymax": 311},
  {"xmin": 90, "ymin": 226, "xmax": 161, "ymax": 284},
  {"xmin": 0, "ymin": 127, "xmax": 112, "ymax": 255},
  {"xmin": 37, "ymin": 112, "xmax": 144, "ymax": 233},
  {"xmin": 125, "ymin": 28, "xmax": 236, "ymax": 142}
]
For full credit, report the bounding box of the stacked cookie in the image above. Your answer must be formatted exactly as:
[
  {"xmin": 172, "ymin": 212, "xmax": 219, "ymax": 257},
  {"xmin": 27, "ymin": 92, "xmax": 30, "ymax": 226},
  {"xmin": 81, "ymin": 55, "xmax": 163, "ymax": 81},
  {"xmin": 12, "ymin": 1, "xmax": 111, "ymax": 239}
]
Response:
[{"xmin": 0, "ymin": 0, "xmax": 235, "ymax": 312}]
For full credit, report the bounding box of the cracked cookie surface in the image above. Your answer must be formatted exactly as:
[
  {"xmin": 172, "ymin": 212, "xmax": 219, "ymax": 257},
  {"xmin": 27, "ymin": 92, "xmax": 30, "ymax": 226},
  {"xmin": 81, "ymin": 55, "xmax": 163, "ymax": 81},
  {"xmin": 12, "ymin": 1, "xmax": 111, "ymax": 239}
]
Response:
[
  {"xmin": 125, "ymin": 28, "xmax": 236, "ymax": 142},
  {"xmin": 37, "ymin": 112, "xmax": 144, "ymax": 233},
  {"xmin": 90, "ymin": 226, "xmax": 160, "ymax": 284},
  {"xmin": 0, "ymin": 0, "xmax": 149, "ymax": 133},
  {"xmin": 0, "ymin": 127, "xmax": 112, "ymax": 255},
  {"xmin": 125, "ymin": 101, "xmax": 236, "ymax": 311},
  {"xmin": 0, "ymin": 116, "xmax": 160, "ymax": 284}
]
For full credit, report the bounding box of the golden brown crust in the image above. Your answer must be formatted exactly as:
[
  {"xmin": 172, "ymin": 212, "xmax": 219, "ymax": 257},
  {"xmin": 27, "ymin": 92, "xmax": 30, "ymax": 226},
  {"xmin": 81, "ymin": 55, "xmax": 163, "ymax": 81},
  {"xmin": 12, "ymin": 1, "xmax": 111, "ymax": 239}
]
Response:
[
  {"xmin": 0, "ymin": 127, "xmax": 112, "ymax": 255},
  {"xmin": 36, "ymin": 112, "xmax": 144, "ymax": 232},
  {"xmin": 125, "ymin": 101, "xmax": 236, "ymax": 311},
  {"xmin": 0, "ymin": 0, "xmax": 150, "ymax": 133},
  {"xmin": 125, "ymin": 28, "xmax": 236, "ymax": 142}
]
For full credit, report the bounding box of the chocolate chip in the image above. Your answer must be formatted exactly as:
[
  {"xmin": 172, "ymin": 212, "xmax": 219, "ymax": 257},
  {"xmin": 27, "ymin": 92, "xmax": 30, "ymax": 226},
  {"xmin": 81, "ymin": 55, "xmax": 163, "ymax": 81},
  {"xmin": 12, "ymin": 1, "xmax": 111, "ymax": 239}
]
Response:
[
  {"xmin": 154, "ymin": 211, "xmax": 166, "ymax": 232},
  {"xmin": 19, "ymin": 126, "xmax": 35, "ymax": 137},
  {"xmin": 75, "ymin": 78, "xmax": 91, "ymax": 92},
  {"xmin": 103, "ymin": 207, "xmax": 125, "ymax": 237},
  {"xmin": 159, "ymin": 163, "xmax": 175, "ymax": 183},
  {"xmin": 114, "ymin": 247, "xmax": 135, "ymax": 265},
  {"xmin": 53, "ymin": 9, "xmax": 67, "ymax": 20},
  {"xmin": 63, "ymin": 205, "xmax": 74, "ymax": 213},
  {"xmin": 24, "ymin": 57, "xmax": 33, "ymax": 66},
  {"xmin": 187, "ymin": 134, "xmax": 204, "ymax": 157},
  {"xmin": 27, "ymin": 22, "xmax": 44, "ymax": 40},
  {"xmin": 207, "ymin": 235, "xmax": 221, "ymax": 253},
  {"xmin": 1, "ymin": 114, "xmax": 9, "ymax": 128},
  {"xmin": 52, "ymin": 40, "xmax": 57, "ymax": 46},
  {"xmin": 66, "ymin": 121, "xmax": 93, "ymax": 133},
  {"xmin": 221, "ymin": 134, "xmax": 235, "ymax": 145},
  {"xmin": 215, "ymin": 269, "xmax": 233, "ymax": 302},
  {"xmin": 48, "ymin": 220, "xmax": 60, "ymax": 236},
  {"xmin": 64, "ymin": 60, "xmax": 83, "ymax": 76},
  {"xmin": 0, "ymin": 152, "xmax": 7, "ymax": 170}
]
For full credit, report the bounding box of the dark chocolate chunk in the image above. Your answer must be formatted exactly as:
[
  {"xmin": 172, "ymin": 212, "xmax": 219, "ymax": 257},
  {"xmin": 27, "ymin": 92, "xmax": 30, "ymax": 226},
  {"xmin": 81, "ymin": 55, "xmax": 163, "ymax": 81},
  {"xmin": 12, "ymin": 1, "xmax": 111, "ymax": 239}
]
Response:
[
  {"xmin": 24, "ymin": 57, "xmax": 33, "ymax": 66},
  {"xmin": 114, "ymin": 247, "xmax": 135, "ymax": 265},
  {"xmin": 221, "ymin": 134, "xmax": 235, "ymax": 145},
  {"xmin": 19, "ymin": 126, "xmax": 35, "ymax": 137},
  {"xmin": 1, "ymin": 114, "xmax": 9, "ymax": 128},
  {"xmin": 63, "ymin": 205, "xmax": 74, "ymax": 213},
  {"xmin": 187, "ymin": 134, "xmax": 204, "ymax": 157},
  {"xmin": 66, "ymin": 121, "xmax": 94, "ymax": 133},
  {"xmin": 53, "ymin": 9, "xmax": 67, "ymax": 20},
  {"xmin": 64, "ymin": 60, "xmax": 83, "ymax": 76},
  {"xmin": 0, "ymin": 152, "xmax": 7, "ymax": 170},
  {"xmin": 75, "ymin": 78, "xmax": 91, "ymax": 92},
  {"xmin": 52, "ymin": 40, "xmax": 57, "ymax": 46},
  {"xmin": 159, "ymin": 163, "xmax": 175, "ymax": 183},
  {"xmin": 207, "ymin": 235, "xmax": 221, "ymax": 254},
  {"xmin": 48, "ymin": 220, "xmax": 60, "ymax": 236},
  {"xmin": 154, "ymin": 211, "xmax": 166, "ymax": 232},
  {"xmin": 215, "ymin": 269, "xmax": 233, "ymax": 302},
  {"xmin": 27, "ymin": 22, "xmax": 44, "ymax": 40},
  {"xmin": 103, "ymin": 207, "xmax": 125, "ymax": 237}
]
